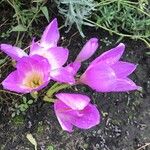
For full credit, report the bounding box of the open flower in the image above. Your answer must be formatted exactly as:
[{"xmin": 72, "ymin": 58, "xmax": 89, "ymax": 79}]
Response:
[
  {"xmin": 80, "ymin": 43, "xmax": 139, "ymax": 92},
  {"xmin": 54, "ymin": 93, "xmax": 100, "ymax": 132},
  {"xmin": 30, "ymin": 45, "xmax": 74, "ymax": 84},
  {"xmin": 0, "ymin": 18, "xmax": 60, "ymax": 60},
  {"xmin": 2, "ymin": 55, "xmax": 51, "ymax": 93},
  {"xmin": 0, "ymin": 19, "xmax": 74, "ymax": 84}
]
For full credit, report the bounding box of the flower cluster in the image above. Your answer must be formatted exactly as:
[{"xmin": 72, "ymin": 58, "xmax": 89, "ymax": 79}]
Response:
[{"xmin": 0, "ymin": 18, "xmax": 139, "ymax": 132}]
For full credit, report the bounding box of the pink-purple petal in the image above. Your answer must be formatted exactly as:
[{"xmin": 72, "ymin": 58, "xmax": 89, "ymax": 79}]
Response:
[
  {"xmin": 80, "ymin": 64, "xmax": 116, "ymax": 92},
  {"xmin": 0, "ymin": 44, "xmax": 27, "ymax": 61},
  {"xmin": 75, "ymin": 38, "xmax": 99, "ymax": 62},
  {"xmin": 55, "ymin": 93, "xmax": 90, "ymax": 110},
  {"xmin": 70, "ymin": 104, "xmax": 100, "ymax": 129},
  {"xmin": 30, "ymin": 39, "xmax": 41, "ymax": 53},
  {"xmin": 2, "ymin": 71, "xmax": 30, "ymax": 93},
  {"xmin": 48, "ymin": 47, "xmax": 69, "ymax": 69},
  {"xmin": 54, "ymin": 98, "xmax": 100, "ymax": 132},
  {"xmin": 65, "ymin": 62, "xmax": 81, "ymax": 76},
  {"xmin": 16, "ymin": 55, "xmax": 51, "ymax": 80},
  {"xmin": 57, "ymin": 116, "xmax": 73, "ymax": 132},
  {"xmin": 50, "ymin": 68, "xmax": 75, "ymax": 84},
  {"xmin": 30, "ymin": 47, "xmax": 69, "ymax": 70},
  {"xmin": 110, "ymin": 78, "xmax": 138, "ymax": 92},
  {"xmin": 91, "ymin": 43, "xmax": 125, "ymax": 66},
  {"xmin": 54, "ymin": 100, "xmax": 73, "ymax": 132},
  {"xmin": 111, "ymin": 61, "xmax": 137, "ymax": 78},
  {"xmin": 2, "ymin": 55, "xmax": 51, "ymax": 93},
  {"xmin": 40, "ymin": 18, "xmax": 60, "ymax": 48}
]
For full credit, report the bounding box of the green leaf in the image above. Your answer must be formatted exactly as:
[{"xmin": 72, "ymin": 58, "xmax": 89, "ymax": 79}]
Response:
[
  {"xmin": 32, "ymin": 0, "xmax": 44, "ymax": 2},
  {"xmin": 17, "ymin": 110, "xmax": 20, "ymax": 115},
  {"xmin": 11, "ymin": 112, "xmax": 16, "ymax": 118},
  {"xmin": 30, "ymin": 92, "xmax": 38, "ymax": 99},
  {"xmin": 47, "ymin": 145, "xmax": 54, "ymax": 150},
  {"xmin": 23, "ymin": 97, "xmax": 27, "ymax": 103},
  {"xmin": 41, "ymin": 6, "xmax": 49, "ymax": 22},
  {"xmin": 24, "ymin": 104, "xmax": 29, "ymax": 109},
  {"xmin": 20, "ymin": 107, "xmax": 26, "ymax": 112},
  {"xmin": 15, "ymin": 103, "xmax": 18, "ymax": 108},
  {"xmin": 11, "ymin": 24, "xmax": 27, "ymax": 32},
  {"xmin": 28, "ymin": 100, "xmax": 33, "ymax": 105}
]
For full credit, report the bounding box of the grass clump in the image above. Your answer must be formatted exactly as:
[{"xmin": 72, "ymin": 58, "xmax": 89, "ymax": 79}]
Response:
[
  {"xmin": 54, "ymin": 0, "xmax": 97, "ymax": 37},
  {"xmin": 1, "ymin": 0, "xmax": 50, "ymax": 46},
  {"xmin": 94, "ymin": 0, "xmax": 150, "ymax": 46},
  {"xmin": 55, "ymin": 0, "xmax": 150, "ymax": 46}
]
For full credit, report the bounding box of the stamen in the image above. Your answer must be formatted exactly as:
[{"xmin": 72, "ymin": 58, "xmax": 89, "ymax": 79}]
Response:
[{"xmin": 23, "ymin": 71, "xmax": 43, "ymax": 88}]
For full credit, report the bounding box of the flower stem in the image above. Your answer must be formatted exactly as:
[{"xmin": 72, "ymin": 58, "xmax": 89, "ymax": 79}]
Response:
[
  {"xmin": 49, "ymin": 82, "xmax": 61, "ymax": 90},
  {"xmin": 43, "ymin": 84, "xmax": 71, "ymax": 102}
]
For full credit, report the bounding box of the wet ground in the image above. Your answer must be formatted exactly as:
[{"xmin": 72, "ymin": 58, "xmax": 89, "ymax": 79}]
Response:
[
  {"xmin": 0, "ymin": 26, "xmax": 150, "ymax": 150},
  {"xmin": 0, "ymin": 2, "xmax": 150, "ymax": 149}
]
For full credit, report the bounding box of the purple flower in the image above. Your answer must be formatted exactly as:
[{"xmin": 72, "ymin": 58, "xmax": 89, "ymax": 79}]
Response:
[
  {"xmin": 39, "ymin": 18, "xmax": 60, "ymax": 49},
  {"xmin": 54, "ymin": 93, "xmax": 100, "ymax": 132},
  {"xmin": 30, "ymin": 45, "xmax": 74, "ymax": 84},
  {"xmin": 2, "ymin": 55, "xmax": 51, "ymax": 93},
  {"xmin": 65, "ymin": 38, "xmax": 99, "ymax": 75},
  {"xmin": 0, "ymin": 44, "xmax": 28, "ymax": 61},
  {"xmin": 75, "ymin": 38, "xmax": 99, "ymax": 62},
  {"xmin": 1, "ymin": 19, "xmax": 74, "ymax": 84},
  {"xmin": 29, "ymin": 18, "xmax": 67, "ymax": 70},
  {"xmin": 0, "ymin": 18, "xmax": 60, "ymax": 60},
  {"xmin": 80, "ymin": 43, "xmax": 139, "ymax": 92}
]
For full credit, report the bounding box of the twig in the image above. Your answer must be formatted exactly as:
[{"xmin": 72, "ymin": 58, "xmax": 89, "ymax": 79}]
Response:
[
  {"xmin": 84, "ymin": 18, "xmax": 150, "ymax": 47},
  {"xmin": 0, "ymin": 19, "xmax": 9, "ymax": 28},
  {"xmin": 65, "ymin": 31, "xmax": 78, "ymax": 47},
  {"xmin": 136, "ymin": 143, "xmax": 150, "ymax": 150},
  {"xmin": 0, "ymin": 90, "xmax": 23, "ymax": 97},
  {"xmin": 19, "ymin": 2, "xmax": 46, "ymax": 43}
]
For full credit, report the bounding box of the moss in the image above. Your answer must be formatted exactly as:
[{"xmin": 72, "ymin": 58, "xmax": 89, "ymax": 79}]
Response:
[
  {"xmin": 0, "ymin": 145, "xmax": 5, "ymax": 150},
  {"xmin": 37, "ymin": 122, "xmax": 44, "ymax": 134},
  {"xmin": 83, "ymin": 143, "xmax": 88, "ymax": 149},
  {"xmin": 47, "ymin": 145, "xmax": 54, "ymax": 150},
  {"xmin": 11, "ymin": 115, "xmax": 24, "ymax": 126}
]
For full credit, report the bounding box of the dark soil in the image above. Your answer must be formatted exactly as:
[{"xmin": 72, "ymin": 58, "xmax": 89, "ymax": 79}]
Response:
[{"xmin": 0, "ymin": 2, "xmax": 150, "ymax": 150}]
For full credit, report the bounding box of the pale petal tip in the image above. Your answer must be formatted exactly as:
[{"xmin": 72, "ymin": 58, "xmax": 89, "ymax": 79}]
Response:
[
  {"xmin": 52, "ymin": 18, "xmax": 57, "ymax": 23},
  {"xmin": 0, "ymin": 43, "xmax": 10, "ymax": 49},
  {"xmin": 40, "ymin": 18, "xmax": 59, "ymax": 48},
  {"xmin": 90, "ymin": 38, "xmax": 99, "ymax": 48},
  {"xmin": 50, "ymin": 18, "xmax": 58, "ymax": 28},
  {"xmin": 117, "ymin": 43, "xmax": 125, "ymax": 54},
  {"xmin": 116, "ymin": 43, "xmax": 125, "ymax": 53},
  {"xmin": 90, "ymin": 37, "xmax": 98, "ymax": 42},
  {"xmin": 118, "ymin": 43, "xmax": 125, "ymax": 47},
  {"xmin": 137, "ymin": 86, "xmax": 142, "ymax": 91}
]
